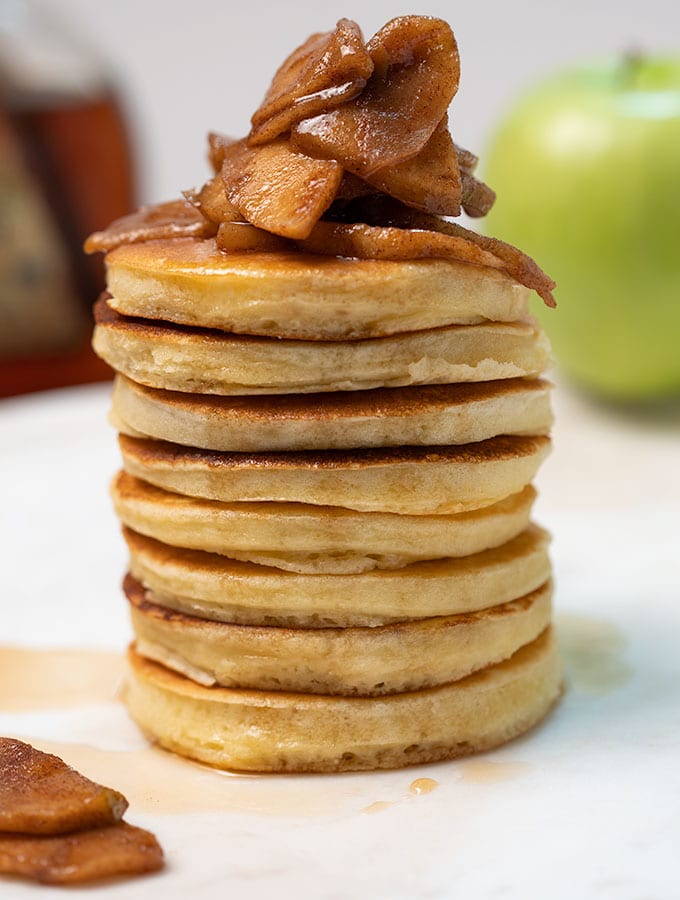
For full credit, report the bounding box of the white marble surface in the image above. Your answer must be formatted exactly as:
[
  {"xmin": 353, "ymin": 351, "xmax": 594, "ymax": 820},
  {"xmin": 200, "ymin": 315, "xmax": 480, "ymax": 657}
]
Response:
[{"xmin": 1, "ymin": 381, "xmax": 679, "ymax": 899}]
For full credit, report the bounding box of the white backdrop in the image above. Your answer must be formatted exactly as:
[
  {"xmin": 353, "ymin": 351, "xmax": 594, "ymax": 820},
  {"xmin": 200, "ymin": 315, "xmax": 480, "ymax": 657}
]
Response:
[{"xmin": 40, "ymin": 0, "xmax": 680, "ymax": 203}]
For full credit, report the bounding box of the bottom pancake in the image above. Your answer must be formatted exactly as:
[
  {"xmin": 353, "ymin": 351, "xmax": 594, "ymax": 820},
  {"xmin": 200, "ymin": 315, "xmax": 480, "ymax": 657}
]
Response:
[
  {"xmin": 127, "ymin": 574, "xmax": 553, "ymax": 695},
  {"xmin": 123, "ymin": 628, "xmax": 562, "ymax": 773}
]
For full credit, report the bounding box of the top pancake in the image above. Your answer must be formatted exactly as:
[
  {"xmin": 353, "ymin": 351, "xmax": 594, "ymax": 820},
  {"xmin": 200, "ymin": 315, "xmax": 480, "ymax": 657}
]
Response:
[{"xmin": 105, "ymin": 238, "xmax": 532, "ymax": 341}]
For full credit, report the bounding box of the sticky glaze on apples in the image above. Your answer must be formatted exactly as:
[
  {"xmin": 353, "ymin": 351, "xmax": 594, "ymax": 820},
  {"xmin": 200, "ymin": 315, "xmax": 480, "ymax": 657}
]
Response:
[{"xmin": 85, "ymin": 16, "xmax": 556, "ymax": 307}]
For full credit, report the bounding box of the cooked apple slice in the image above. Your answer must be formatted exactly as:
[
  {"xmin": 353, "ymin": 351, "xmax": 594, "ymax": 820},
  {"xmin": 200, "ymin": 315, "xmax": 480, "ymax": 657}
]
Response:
[
  {"xmin": 292, "ymin": 16, "xmax": 459, "ymax": 177},
  {"xmin": 297, "ymin": 220, "xmax": 502, "ymax": 268},
  {"xmin": 364, "ymin": 116, "xmax": 461, "ymax": 215},
  {"xmin": 0, "ymin": 738, "xmax": 128, "ymax": 835},
  {"xmin": 323, "ymin": 196, "xmax": 554, "ymax": 305},
  {"xmin": 297, "ymin": 214, "xmax": 556, "ymax": 306},
  {"xmin": 249, "ymin": 19, "xmax": 373, "ymax": 145},
  {"xmin": 455, "ymin": 143, "xmax": 478, "ymax": 174},
  {"xmin": 85, "ymin": 200, "xmax": 215, "ymax": 254},
  {"xmin": 0, "ymin": 823, "xmax": 164, "ymax": 884},
  {"xmin": 441, "ymin": 220, "xmax": 556, "ymax": 305},
  {"xmin": 185, "ymin": 175, "xmax": 241, "ymax": 225},
  {"xmin": 384, "ymin": 207, "xmax": 554, "ymax": 305},
  {"xmin": 207, "ymin": 131, "xmax": 235, "ymax": 172},
  {"xmin": 221, "ymin": 138, "xmax": 343, "ymax": 239},
  {"xmin": 216, "ymin": 221, "xmax": 292, "ymax": 253},
  {"xmin": 461, "ymin": 173, "xmax": 496, "ymax": 217}
]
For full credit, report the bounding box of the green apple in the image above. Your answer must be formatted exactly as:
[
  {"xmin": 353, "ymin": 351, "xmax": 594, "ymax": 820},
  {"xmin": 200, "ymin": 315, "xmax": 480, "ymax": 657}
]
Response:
[{"xmin": 484, "ymin": 56, "xmax": 680, "ymax": 400}]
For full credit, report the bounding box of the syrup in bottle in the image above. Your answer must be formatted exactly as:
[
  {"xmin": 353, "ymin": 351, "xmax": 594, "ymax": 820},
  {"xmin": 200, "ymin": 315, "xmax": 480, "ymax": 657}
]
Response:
[{"xmin": 0, "ymin": 0, "xmax": 136, "ymax": 396}]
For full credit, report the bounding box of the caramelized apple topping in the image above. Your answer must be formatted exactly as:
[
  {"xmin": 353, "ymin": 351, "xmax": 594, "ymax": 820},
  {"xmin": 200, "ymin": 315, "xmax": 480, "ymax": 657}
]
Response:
[
  {"xmin": 363, "ymin": 116, "xmax": 461, "ymax": 216},
  {"xmin": 0, "ymin": 823, "xmax": 164, "ymax": 885},
  {"xmin": 319, "ymin": 195, "xmax": 556, "ymax": 306},
  {"xmin": 216, "ymin": 222, "xmax": 292, "ymax": 253},
  {"xmin": 185, "ymin": 175, "xmax": 241, "ymax": 225},
  {"xmin": 461, "ymin": 172, "xmax": 496, "ymax": 218},
  {"xmin": 296, "ymin": 220, "xmax": 503, "ymax": 269},
  {"xmin": 292, "ymin": 17, "xmax": 460, "ymax": 178},
  {"xmin": 0, "ymin": 738, "xmax": 164, "ymax": 884},
  {"xmin": 207, "ymin": 131, "xmax": 235, "ymax": 172},
  {"xmin": 456, "ymin": 143, "xmax": 478, "ymax": 174},
  {"xmin": 84, "ymin": 16, "xmax": 556, "ymax": 305},
  {"xmin": 250, "ymin": 19, "xmax": 374, "ymax": 145},
  {"xmin": 0, "ymin": 738, "xmax": 127, "ymax": 835},
  {"xmin": 221, "ymin": 137, "xmax": 343, "ymax": 239},
  {"xmin": 447, "ymin": 223, "xmax": 557, "ymax": 307},
  {"xmin": 85, "ymin": 199, "xmax": 215, "ymax": 253}
]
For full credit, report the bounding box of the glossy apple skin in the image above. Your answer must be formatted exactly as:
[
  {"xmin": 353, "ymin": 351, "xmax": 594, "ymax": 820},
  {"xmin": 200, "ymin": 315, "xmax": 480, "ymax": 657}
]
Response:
[{"xmin": 484, "ymin": 59, "xmax": 680, "ymax": 400}]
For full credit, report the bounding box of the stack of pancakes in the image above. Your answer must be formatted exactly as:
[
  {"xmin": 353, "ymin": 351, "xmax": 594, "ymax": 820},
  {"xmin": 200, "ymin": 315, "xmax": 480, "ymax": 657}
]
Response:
[{"xmin": 93, "ymin": 241, "xmax": 563, "ymax": 773}]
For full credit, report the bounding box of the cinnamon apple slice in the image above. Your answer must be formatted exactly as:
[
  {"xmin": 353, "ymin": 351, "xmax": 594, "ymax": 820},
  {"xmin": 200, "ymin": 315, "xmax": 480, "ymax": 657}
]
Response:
[
  {"xmin": 216, "ymin": 221, "xmax": 292, "ymax": 253},
  {"xmin": 456, "ymin": 144, "xmax": 479, "ymax": 174},
  {"xmin": 207, "ymin": 131, "xmax": 235, "ymax": 172},
  {"xmin": 326, "ymin": 197, "xmax": 555, "ymax": 306},
  {"xmin": 386, "ymin": 208, "xmax": 554, "ymax": 306},
  {"xmin": 292, "ymin": 16, "xmax": 459, "ymax": 177},
  {"xmin": 364, "ymin": 116, "xmax": 461, "ymax": 216},
  {"xmin": 84, "ymin": 199, "xmax": 215, "ymax": 254},
  {"xmin": 296, "ymin": 220, "xmax": 502, "ymax": 268},
  {"xmin": 0, "ymin": 738, "xmax": 127, "ymax": 835},
  {"xmin": 221, "ymin": 138, "xmax": 343, "ymax": 239},
  {"xmin": 0, "ymin": 824, "xmax": 163, "ymax": 884},
  {"xmin": 185, "ymin": 175, "xmax": 241, "ymax": 225},
  {"xmin": 249, "ymin": 19, "xmax": 373, "ymax": 145},
  {"xmin": 442, "ymin": 220, "xmax": 556, "ymax": 305},
  {"xmin": 297, "ymin": 215, "xmax": 556, "ymax": 306},
  {"xmin": 461, "ymin": 173, "xmax": 496, "ymax": 218}
]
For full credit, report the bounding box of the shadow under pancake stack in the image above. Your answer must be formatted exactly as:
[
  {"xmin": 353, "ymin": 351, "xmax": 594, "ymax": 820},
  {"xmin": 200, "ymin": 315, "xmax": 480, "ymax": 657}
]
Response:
[{"xmin": 88, "ymin": 16, "xmax": 563, "ymax": 773}]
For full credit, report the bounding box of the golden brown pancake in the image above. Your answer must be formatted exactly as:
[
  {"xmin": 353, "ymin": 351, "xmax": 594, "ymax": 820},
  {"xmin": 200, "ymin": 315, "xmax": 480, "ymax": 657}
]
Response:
[
  {"xmin": 127, "ymin": 574, "xmax": 553, "ymax": 695},
  {"xmin": 118, "ymin": 433, "xmax": 551, "ymax": 515},
  {"xmin": 112, "ymin": 472, "xmax": 537, "ymax": 574},
  {"xmin": 111, "ymin": 375, "xmax": 553, "ymax": 452},
  {"xmin": 124, "ymin": 524, "xmax": 551, "ymax": 627},
  {"xmin": 93, "ymin": 297, "xmax": 551, "ymax": 395},
  {"xmin": 105, "ymin": 238, "xmax": 533, "ymax": 341},
  {"xmin": 123, "ymin": 628, "xmax": 562, "ymax": 772}
]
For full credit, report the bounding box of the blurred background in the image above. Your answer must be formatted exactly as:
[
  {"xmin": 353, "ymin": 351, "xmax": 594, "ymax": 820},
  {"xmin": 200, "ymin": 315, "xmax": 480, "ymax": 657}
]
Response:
[{"xmin": 1, "ymin": 0, "xmax": 679, "ymax": 396}]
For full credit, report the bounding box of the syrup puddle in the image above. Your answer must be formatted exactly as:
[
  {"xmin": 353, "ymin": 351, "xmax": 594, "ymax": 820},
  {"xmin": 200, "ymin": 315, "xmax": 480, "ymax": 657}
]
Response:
[
  {"xmin": 0, "ymin": 645, "xmax": 346, "ymax": 817},
  {"xmin": 457, "ymin": 760, "xmax": 531, "ymax": 783},
  {"xmin": 557, "ymin": 614, "xmax": 633, "ymax": 695},
  {"xmin": 1, "ymin": 645, "xmax": 533, "ymax": 819},
  {"xmin": 0, "ymin": 646, "xmax": 123, "ymax": 711}
]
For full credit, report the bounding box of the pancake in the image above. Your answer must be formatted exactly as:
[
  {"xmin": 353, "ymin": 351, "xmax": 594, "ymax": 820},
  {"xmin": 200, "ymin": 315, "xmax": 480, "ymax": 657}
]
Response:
[
  {"xmin": 105, "ymin": 239, "xmax": 533, "ymax": 341},
  {"xmin": 123, "ymin": 628, "xmax": 562, "ymax": 772},
  {"xmin": 127, "ymin": 574, "xmax": 553, "ymax": 696},
  {"xmin": 125, "ymin": 524, "xmax": 551, "ymax": 627},
  {"xmin": 118, "ymin": 433, "xmax": 551, "ymax": 515},
  {"xmin": 93, "ymin": 297, "xmax": 551, "ymax": 395},
  {"xmin": 112, "ymin": 472, "xmax": 536, "ymax": 574},
  {"xmin": 111, "ymin": 375, "xmax": 553, "ymax": 453}
]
